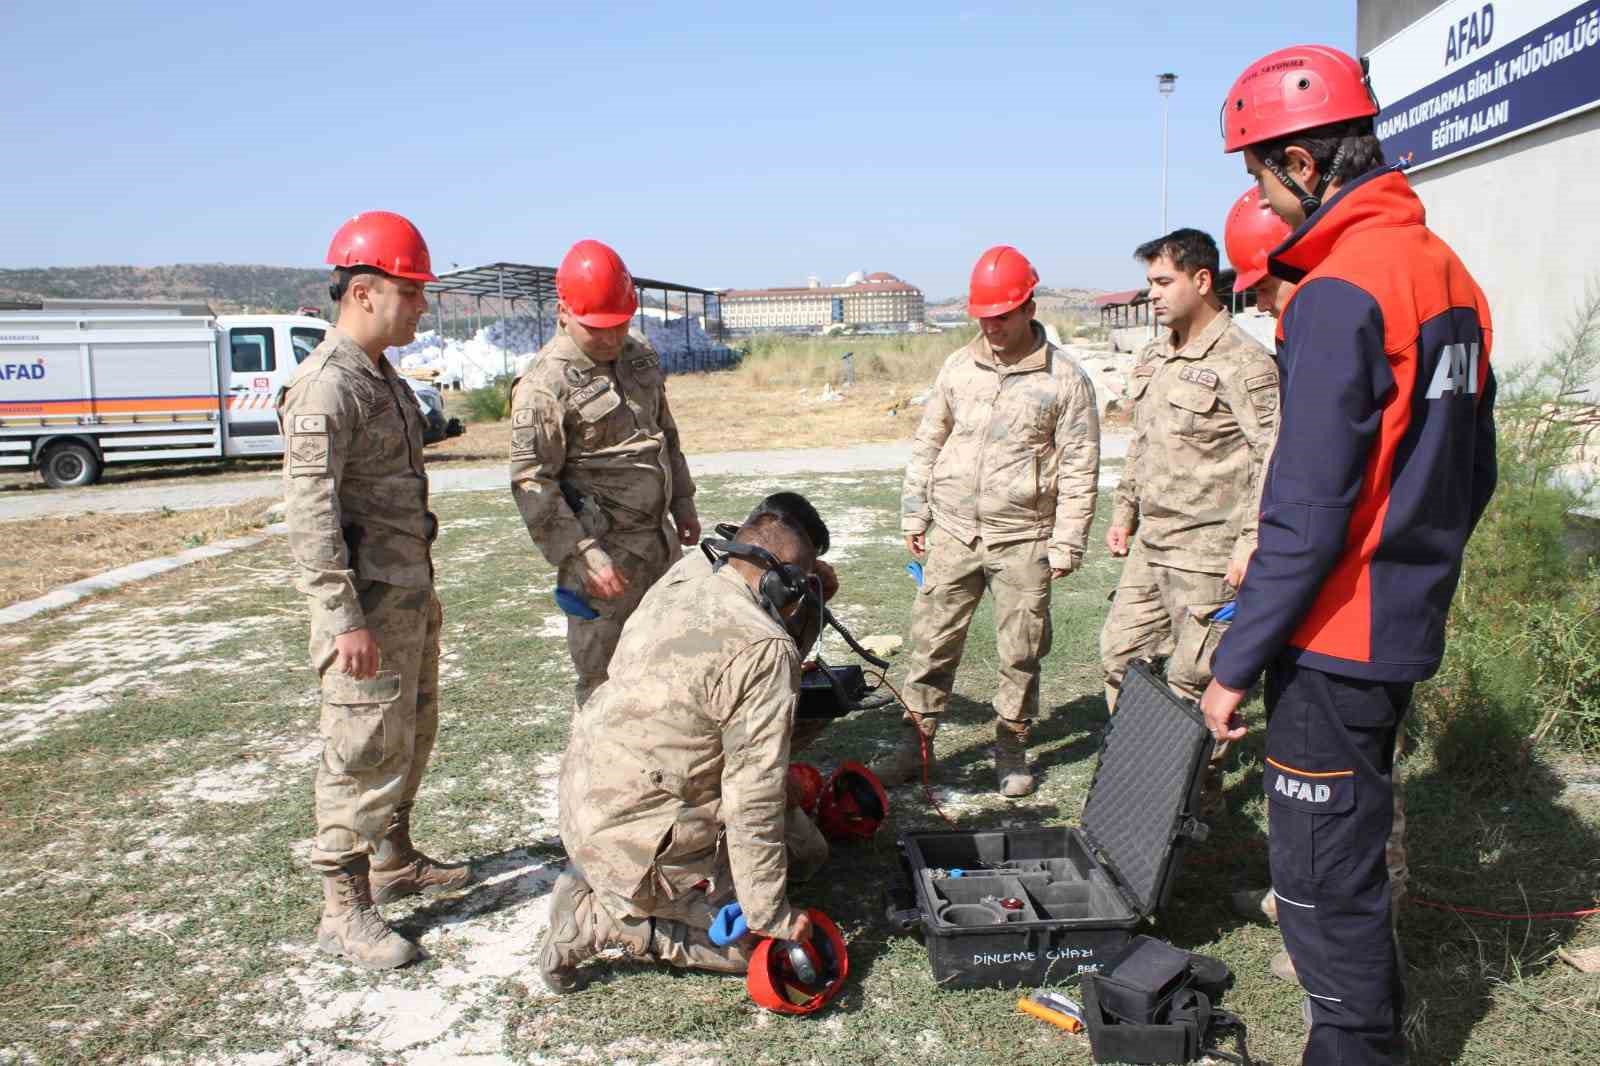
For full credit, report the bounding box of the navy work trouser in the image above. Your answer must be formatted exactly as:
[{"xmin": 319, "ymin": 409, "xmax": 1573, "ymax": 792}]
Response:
[{"xmin": 1265, "ymin": 656, "xmax": 1412, "ymax": 1065}]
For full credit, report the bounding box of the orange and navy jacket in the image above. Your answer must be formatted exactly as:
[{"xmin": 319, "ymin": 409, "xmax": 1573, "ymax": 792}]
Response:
[{"xmin": 1212, "ymin": 166, "xmax": 1496, "ymax": 687}]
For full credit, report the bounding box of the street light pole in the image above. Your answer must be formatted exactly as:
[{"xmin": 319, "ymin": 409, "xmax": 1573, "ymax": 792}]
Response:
[{"xmin": 1157, "ymin": 72, "xmax": 1178, "ymax": 234}]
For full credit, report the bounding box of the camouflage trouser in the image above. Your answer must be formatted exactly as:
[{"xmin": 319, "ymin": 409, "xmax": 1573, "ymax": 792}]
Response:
[
  {"xmin": 1100, "ymin": 545, "xmax": 1233, "ymax": 705},
  {"xmin": 559, "ymin": 535, "xmax": 680, "ymax": 708},
  {"xmin": 588, "ymin": 809, "xmax": 825, "ymax": 974},
  {"xmin": 902, "ymin": 526, "xmax": 1052, "ymax": 728},
  {"xmin": 308, "ymin": 581, "xmax": 442, "ymax": 873}
]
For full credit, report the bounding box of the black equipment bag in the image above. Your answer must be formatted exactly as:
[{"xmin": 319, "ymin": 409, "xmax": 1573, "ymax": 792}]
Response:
[{"xmin": 1079, "ymin": 936, "xmax": 1252, "ymax": 1065}]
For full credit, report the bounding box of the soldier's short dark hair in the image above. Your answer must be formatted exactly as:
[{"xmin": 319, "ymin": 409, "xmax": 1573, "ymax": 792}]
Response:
[
  {"xmin": 1134, "ymin": 229, "xmax": 1221, "ymax": 280},
  {"xmin": 1253, "ymin": 117, "xmax": 1386, "ymax": 187},
  {"xmin": 738, "ymin": 511, "xmax": 816, "ymax": 565},
  {"xmin": 328, "ymin": 266, "xmax": 387, "ymax": 304},
  {"xmin": 746, "ymin": 492, "xmax": 829, "ymax": 556}
]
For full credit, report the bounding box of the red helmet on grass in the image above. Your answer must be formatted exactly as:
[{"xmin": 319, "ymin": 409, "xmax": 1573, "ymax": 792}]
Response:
[{"xmin": 746, "ymin": 908, "xmax": 850, "ymax": 1014}]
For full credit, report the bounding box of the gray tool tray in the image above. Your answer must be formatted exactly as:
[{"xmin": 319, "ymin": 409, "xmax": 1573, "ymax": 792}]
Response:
[{"xmin": 889, "ymin": 660, "xmax": 1214, "ymax": 989}]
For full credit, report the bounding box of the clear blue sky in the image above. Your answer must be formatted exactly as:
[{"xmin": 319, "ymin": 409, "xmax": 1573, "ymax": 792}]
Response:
[{"xmin": 0, "ymin": 1, "xmax": 1353, "ymax": 300}]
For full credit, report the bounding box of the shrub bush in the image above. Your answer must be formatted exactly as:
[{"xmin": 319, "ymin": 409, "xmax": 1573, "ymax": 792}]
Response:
[
  {"xmin": 463, "ymin": 375, "xmax": 513, "ymax": 422},
  {"xmin": 1419, "ymin": 286, "xmax": 1600, "ymax": 765}
]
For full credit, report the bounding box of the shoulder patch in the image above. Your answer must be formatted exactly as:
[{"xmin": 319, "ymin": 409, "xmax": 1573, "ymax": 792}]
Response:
[
  {"xmin": 293, "ymin": 413, "xmax": 328, "ymax": 433},
  {"xmin": 1178, "ymin": 366, "xmax": 1219, "ymax": 389},
  {"xmin": 1134, "ymin": 362, "xmax": 1156, "ymax": 379},
  {"xmin": 288, "ymin": 432, "xmax": 330, "ymax": 476},
  {"xmin": 629, "ymin": 352, "xmax": 660, "ymax": 371},
  {"xmin": 1247, "ymin": 372, "xmax": 1278, "ymax": 392},
  {"xmin": 512, "ymin": 407, "xmax": 536, "ymax": 428}
]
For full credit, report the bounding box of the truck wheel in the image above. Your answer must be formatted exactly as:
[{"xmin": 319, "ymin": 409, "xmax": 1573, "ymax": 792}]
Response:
[{"xmin": 40, "ymin": 442, "xmax": 101, "ymax": 489}]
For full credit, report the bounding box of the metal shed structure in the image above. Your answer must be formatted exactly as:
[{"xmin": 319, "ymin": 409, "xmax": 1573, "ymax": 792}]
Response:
[{"xmin": 425, "ymin": 262, "xmax": 726, "ymax": 352}]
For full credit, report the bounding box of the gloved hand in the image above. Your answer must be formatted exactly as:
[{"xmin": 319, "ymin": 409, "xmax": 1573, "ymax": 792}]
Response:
[{"xmin": 709, "ymin": 902, "xmax": 749, "ymax": 946}]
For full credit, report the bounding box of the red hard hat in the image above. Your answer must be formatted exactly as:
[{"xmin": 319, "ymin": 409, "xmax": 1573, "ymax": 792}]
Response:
[
  {"xmin": 325, "ymin": 211, "xmax": 437, "ymax": 282},
  {"xmin": 746, "ymin": 909, "xmax": 850, "ymax": 1014},
  {"xmin": 1221, "ymin": 45, "xmax": 1379, "ymax": 154},
  {"xmin": 968, "ymin": 245, "xmax": 1038, "ymax": 319},
  {"xmin": 787, "ymin": 762, "xmax": 825, "ymax": 817},
  {"xmin": 556, "ymin": 239, "xmax": 638, "ymax": 328},
  {"xmin": 816, "ymin": 761, "xmax": 888, "ymax": 843},
  {"xmin": 1224, "ymin": 187, "xmax": 1292, "ymax": 291}
]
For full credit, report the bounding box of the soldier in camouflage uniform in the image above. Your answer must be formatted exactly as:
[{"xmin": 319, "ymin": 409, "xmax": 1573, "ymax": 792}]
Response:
[
  {"xmin": 509, "ymin": 240, "xmax": 698, "ymax": 708},
  {"xmin": 878, "ymin": 246, "xmax": 1101, "ymax": 798},
  {"xmin": 279, "ymin": 212, "xmax": 471, "ymax": 971},
  {"xmin": 1099, "ymin": 229, "xmax": 1278, "ymax": 805},
  {"xmin": 1100, "ymin": 228, "xmax": 1278, "ymax": 699},
  {"xmin": 539, "ymin": 505, "xmax": 831, "ymax": 992}
]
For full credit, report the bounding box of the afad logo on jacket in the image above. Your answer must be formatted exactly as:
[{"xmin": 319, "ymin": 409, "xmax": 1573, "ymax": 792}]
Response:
[
  {"xmin": 1425, "ymin": 343, "xmax": 1481, "ymax": 400},
  {"xmin": 1, "ymin": 359, "xmax": 46, "ymax": 381}
]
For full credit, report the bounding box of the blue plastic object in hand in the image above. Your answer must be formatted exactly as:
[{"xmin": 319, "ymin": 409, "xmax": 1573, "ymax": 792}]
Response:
[
  {"xmin": 555, "ymin": 586, "xmax": 600, "ymax": 621},
  {"xmin": 906, "ymin": 561, "xmax": 924, "ymax": 588},
  {"xmin": 709, "ymin": 902, "xmax": 749, "ymax": 946},
  {"xmin": 1211, "ymin": 601, "xmax": 1237, "ymax": 623}
]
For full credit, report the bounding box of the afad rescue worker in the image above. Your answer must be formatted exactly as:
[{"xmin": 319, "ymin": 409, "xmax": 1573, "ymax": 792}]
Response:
[
  {"xmin": 882, "ymin": 246, "xmax": 1100, "ymax": 798},
  {"xmin": 1202, "ymin": 47, "xmax": 1497, "ymax": 1065},
  {"xmin": 1220, "ymin": 187, "xmax": 1412, "ymax": 989},
  {"xmin": 1099, "ymin": 228, "xmax": 1278, "ymax": 811},
  {"xmin": 279, "ymin": 212, "xmax": 472, "ymax": 970},
  {"xmin": 509, "ymin": 239, "xmax": 699, "ymax": 707},
  {"xmin": 541, "ymin": 500, "xmax": 834, "ymax": 992}
]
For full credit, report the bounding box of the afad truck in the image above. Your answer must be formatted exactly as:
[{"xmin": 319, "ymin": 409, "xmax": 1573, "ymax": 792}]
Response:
[{"xmin": 0, "ymin": 299, "xmax": 457, "ymax": 488}]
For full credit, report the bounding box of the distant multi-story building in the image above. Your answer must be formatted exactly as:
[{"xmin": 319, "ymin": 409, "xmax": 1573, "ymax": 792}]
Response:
[{"xmin": 718, "ymin": 271, "xmax": 925, "ymax": 332}]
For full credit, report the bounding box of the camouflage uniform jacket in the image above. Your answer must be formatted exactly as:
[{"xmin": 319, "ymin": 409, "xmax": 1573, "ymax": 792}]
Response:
[
  {"xmin": 510, "ymin": 332, "xmax": 694, "ymax": 569},
  {"xmin": 1111, "ymin": 309, "xmax": 1278, "ymax": 573},
  {"xmin": 558, "ymin": 553, "xmax": 803, "ymax": 936},
  {"xmin": 277, "ymin": 328, "xmax": 436, "ymax": 634},
  {"xmin": 901, "ymin": 325, "xmax": 1101, "ymax": 570}
]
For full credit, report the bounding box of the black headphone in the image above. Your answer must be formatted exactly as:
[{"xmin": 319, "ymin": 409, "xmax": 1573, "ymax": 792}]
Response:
[{"xmin": 701, "ymin": 536, "xmax": 812, "ymax": 615}]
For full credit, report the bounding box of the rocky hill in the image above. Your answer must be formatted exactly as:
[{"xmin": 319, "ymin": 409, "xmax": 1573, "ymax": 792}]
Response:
[
  {"xmin": 0, "ymin": 264, "xmax": 329, "ymax": 314},
  {"xmin": 927, "ymin": 285, "xmax": 1106, "ymax": 319}
]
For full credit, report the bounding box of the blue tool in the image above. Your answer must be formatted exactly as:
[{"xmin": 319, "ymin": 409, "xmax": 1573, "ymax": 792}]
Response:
[
  {"xmin": 555, "ymin": 587, "xmax": 600, "ymax": 620},
  {"xmin": 709, "ymin": 902, "xmax": 749, "ymax": 946},
  {"xmin": 906, "ymin": 561, "xmax": 924, "ymax": 588},
  {"xmin": 1211, "ymin": 601, "xmax": 1237, "ymax": 623}
]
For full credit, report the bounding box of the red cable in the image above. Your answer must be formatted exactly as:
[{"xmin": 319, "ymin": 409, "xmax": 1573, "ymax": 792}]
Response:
[
  {"xmin": 866, "ymin": 669, "xmax": 961, "ymax": 830},
  {"xmin": 1409, "ymin": 898, "xmax": 1600, "ymax": 921}
]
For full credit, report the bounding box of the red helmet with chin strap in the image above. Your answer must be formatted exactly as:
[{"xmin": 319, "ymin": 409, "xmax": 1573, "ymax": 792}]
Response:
[
  {"xmin": 746, "ymin": 909, "xmax": 849, "ymax": 1014},
  {"xmin": 325, "ymin": 211, "xmax": 437, "ymax": 282},
  {"xmin": 1224, "ymin": 187, "xmax": 1292, "ymax": 291},
  {"xmin": 1221, "ymin": 45, "xmax": 1381, "ymax": 215},
  {"xmin": 816, "ymin": 761, "xmax": 888, "ymax": 842}
]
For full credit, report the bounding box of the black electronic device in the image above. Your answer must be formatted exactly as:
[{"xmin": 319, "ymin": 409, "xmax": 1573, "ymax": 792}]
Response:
[{"xmin": 888, "ymin": 661, "xmax": 1214, "ymax": 989}]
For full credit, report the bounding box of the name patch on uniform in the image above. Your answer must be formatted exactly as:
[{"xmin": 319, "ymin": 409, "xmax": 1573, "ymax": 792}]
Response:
[
  {"xmin": 1134, "ymin": 362, "xmax": 1156, "ymax": 379},
  {"xmin": 1178, "ymin": 366, "xmax": 1219, "ymax": 389},
  {"xmin": 570, "ymin": 379, "xmax": 611, "ymax": 409},
  {"xmin": 1264, "ymin": 757, "xmax": 1354, "ymax": 813},
  {"xmin": 294, "ymin": 414, "xmax": 327, "ymax": 433},
  {"xmin": 288, "ymin": 432, "xmax": 330, "ymax": 476},
  {"xmin": 629, "ymin": 353, "xmax": 659, "ymax": 371},
  {"xmin": 577, "ymin": 387, "xmax": 623, "ymax": 423},
  {"xmin": 512, "ymin": 407, "xmax": 536, "ymax": 428}
]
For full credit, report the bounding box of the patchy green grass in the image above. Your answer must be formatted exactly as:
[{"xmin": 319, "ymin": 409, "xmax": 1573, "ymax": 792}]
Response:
[{"xmin": 0, "ymin": 471, "xmax": 1595, "ymax": 1065}]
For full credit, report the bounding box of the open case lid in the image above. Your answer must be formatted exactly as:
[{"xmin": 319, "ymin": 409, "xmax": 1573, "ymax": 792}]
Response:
[{"xmin": 1081, "ymin": 660, "xmax": 1215, "ymax": 917}]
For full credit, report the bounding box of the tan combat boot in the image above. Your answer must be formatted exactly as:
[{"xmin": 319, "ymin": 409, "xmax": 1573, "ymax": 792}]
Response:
[
  {"xmin": 369, "ymin": 803, "xmax": 473, "ymax": 905},
  {"xmin": 538, "ymin": 866, "xmax": 656, "ymax": 993},
  {"xmin": 869, "ymin": 716, "xmax": 936, "ymax": 788},
  {"xmin": 318, "ymin": 858, "xmax": 421, "ymax": 970},
  {"xmin": 995, "ymin": 720, "xmax": 1035, "ymax": 798}
]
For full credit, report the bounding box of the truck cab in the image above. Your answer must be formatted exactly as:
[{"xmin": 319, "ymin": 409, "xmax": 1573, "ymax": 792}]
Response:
[{"xmin": 215, "ymin": 313, "xmax": 332, "ymax": 457}]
